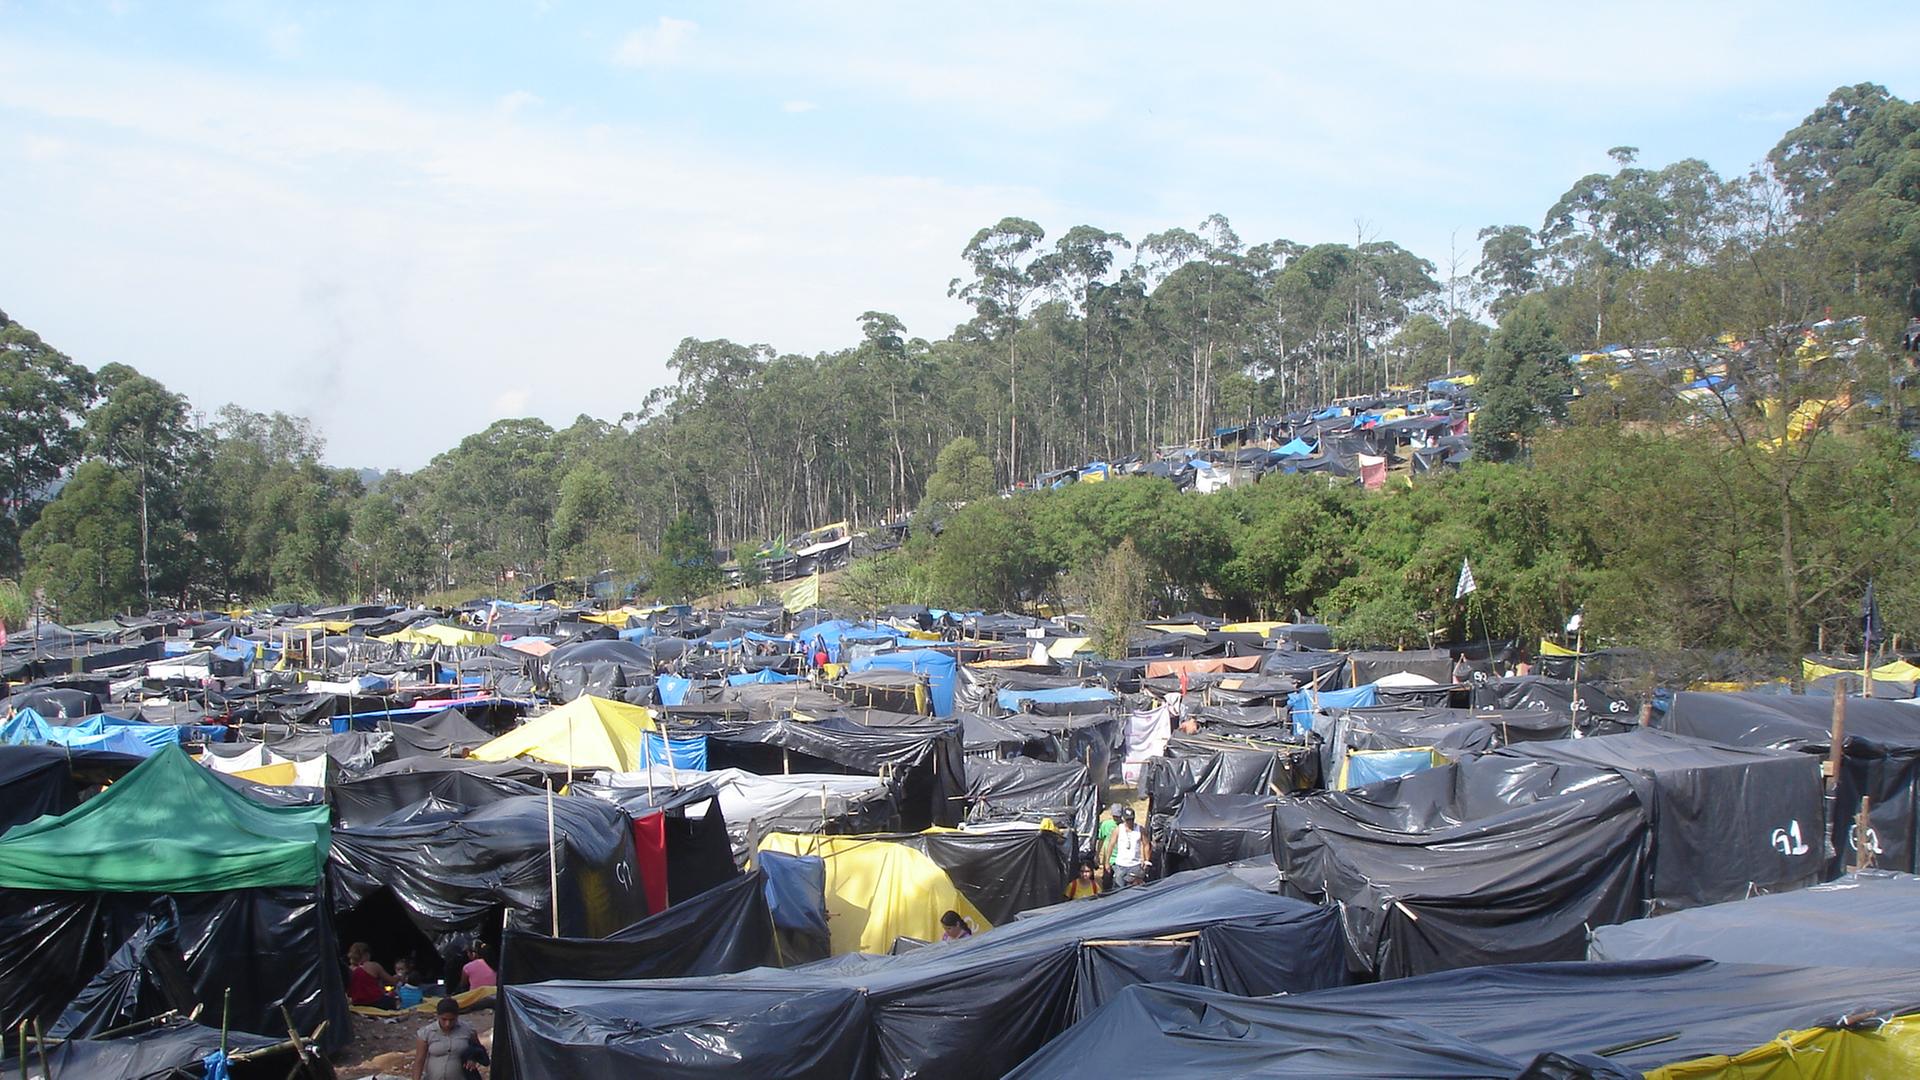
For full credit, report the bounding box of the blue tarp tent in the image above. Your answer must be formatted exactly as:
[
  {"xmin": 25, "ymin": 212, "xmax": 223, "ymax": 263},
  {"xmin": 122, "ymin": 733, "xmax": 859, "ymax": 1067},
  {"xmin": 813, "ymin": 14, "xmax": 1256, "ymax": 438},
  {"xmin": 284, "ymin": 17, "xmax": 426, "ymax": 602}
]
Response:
[
  {"xmin": 853, "ymin": 651, "xmax": 958, "ymax": 716},
  {"xmin": 1273, "ymin": 437, "xmax": 1316, "ymax": 457},
  {"xmin": 655, "ymin": 675, "xmax": 692, "ymax": 707},
  {"xmin": 794, "ymin": 620, "xmax": 895, "ymax": 663},
  {"xmin": 727, "ymin": 670, "xmax": 804, "ymax": 687},
  {"xmin": 1288, "ymin": 683, "xmax": 1379, "ymax": 734},
  {"xmin": 1340, "ymin": 747, "xmax": 1440, "ymax": 789},
  {"xmin": 640, "ymin": 732, "xmax": 708, "ymax": 771},
  {"xmin": 995, "ymin": 685, "xmax": 1118, "ymax": 714},
  {"xmin": 0, "ymin": 710, "xmax": 183, "ymax": 756}
]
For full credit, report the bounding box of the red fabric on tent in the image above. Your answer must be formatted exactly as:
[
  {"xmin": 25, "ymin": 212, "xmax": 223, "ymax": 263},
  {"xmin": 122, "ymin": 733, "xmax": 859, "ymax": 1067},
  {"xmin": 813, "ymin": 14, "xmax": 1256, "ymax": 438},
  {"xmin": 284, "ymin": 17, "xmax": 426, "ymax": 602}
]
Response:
[{"xmin": 631, "ymin": 811, "xmax": 668, "ymax": 915}]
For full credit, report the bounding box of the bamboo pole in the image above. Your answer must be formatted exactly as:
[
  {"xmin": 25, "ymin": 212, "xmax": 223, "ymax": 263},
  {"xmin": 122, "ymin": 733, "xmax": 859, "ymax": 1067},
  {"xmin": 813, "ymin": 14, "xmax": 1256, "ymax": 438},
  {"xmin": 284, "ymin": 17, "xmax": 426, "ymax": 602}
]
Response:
[{"xmin": 546, "ymin": 785, "xmax": 561, "ymax": 936}]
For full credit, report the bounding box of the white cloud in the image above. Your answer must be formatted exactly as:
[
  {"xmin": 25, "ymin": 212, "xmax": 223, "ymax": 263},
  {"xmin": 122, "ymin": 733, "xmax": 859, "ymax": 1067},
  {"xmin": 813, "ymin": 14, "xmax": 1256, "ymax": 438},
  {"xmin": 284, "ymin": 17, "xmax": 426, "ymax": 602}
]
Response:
[
  {"xmin": 613, "ymin": 16, "xmax": 696, "ymax": 69},
  {"xmin": 0, "ymin": 42, "xmax": 1031, "ymax": 468},
  {"xmin": 780, "ymin": 99, "xmax": 817, "ymax": 114},
  {"xmin": 498, "ymin": 90, "xmax": 542, "ymax": 115},
  {"xmin": 265, "ymin": 21, "xmax": 304, "ymax": 60}
]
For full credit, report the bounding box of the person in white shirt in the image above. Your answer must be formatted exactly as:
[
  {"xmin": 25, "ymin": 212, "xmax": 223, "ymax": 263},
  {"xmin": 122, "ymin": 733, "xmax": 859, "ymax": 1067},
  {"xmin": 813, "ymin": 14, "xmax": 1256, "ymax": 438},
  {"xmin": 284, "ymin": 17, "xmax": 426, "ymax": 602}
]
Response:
[{"xmin": 1100, "ymin": 807, "xmax": 1151, "ymax": 887}]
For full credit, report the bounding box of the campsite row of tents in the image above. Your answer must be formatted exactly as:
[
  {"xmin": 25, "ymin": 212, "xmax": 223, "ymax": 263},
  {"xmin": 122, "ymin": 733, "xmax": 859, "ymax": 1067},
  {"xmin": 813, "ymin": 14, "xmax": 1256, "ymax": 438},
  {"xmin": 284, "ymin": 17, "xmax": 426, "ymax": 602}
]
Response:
[{"xmin": 1, "ymin": 596, "xmax": 1918, "ymax": 1077}]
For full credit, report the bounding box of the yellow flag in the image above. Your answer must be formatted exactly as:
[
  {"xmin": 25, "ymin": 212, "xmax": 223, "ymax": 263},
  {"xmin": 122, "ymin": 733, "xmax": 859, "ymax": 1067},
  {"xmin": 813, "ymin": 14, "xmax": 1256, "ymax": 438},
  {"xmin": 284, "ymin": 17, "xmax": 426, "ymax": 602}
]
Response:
[{"xmin": 782, "ymin": 573, "xmax": 821, "ymax": 612}]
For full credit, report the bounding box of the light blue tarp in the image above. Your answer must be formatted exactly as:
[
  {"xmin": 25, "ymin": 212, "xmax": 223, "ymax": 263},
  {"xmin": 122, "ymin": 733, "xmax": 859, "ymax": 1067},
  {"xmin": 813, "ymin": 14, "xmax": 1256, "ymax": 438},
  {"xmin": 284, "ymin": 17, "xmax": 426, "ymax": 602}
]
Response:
[
  {"xmin": 0, "ymin": 709, "xmax": 181, "ymax": 756},
  {"xmin": 655, "ymin": 675, "xmax": 692, "ymax": 707},
  {"xmin": 727, "ymin": 670, "xmax": 804, "ymax": 687},
  {"xmin": 1342, "ymin": 747, "xmax": 1439, "ymax": 789},
  {"xmin": 798, "ymin": 620, "xmax": 895, "ymax": 664},
  {"xmin": 853, "ymin": 651, "xmax": 958, "ymax": 716},
  {"xmin": 640, "ymin": 732, "xmax": 708, "ymax": 771},
  {"xmin": 1273, "ymin": 437, "xmax": 1316, "ymax": 457},
  {"xmin": 617, "ymin": 625, "xmax": 656, "ymax": 641},
  {"xmin": 995, "ymin": 685, "xmax": 1117, "ymax": 713},
  {"xmin": 1288, "ymin": 683, "xmax": 1379, "ymax": 734}
]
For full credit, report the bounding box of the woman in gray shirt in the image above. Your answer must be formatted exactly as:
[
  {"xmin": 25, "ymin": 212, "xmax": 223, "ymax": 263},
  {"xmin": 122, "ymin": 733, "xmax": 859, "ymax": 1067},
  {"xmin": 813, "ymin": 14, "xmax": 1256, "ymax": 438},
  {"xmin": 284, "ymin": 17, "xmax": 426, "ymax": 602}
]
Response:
[{"xmin": 414, "ymin": 998, "xmax": 483, "ymax": 1080}]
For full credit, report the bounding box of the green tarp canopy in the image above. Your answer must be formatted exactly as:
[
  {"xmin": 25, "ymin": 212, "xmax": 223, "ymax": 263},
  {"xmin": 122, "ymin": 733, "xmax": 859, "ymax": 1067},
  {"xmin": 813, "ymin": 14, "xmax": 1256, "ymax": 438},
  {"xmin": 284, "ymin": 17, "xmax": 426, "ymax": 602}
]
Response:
[{"xmin": 0, "ymin": 744, "xmax": 331, "ymax": 892}]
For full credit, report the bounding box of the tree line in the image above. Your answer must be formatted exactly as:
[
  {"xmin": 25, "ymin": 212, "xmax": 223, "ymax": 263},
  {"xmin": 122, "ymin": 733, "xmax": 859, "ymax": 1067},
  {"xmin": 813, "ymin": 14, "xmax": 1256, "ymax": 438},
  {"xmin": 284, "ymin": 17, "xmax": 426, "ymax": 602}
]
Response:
[{"xmin": 2, "ymin": 82, "xmax": 1916, "ymax": 658}]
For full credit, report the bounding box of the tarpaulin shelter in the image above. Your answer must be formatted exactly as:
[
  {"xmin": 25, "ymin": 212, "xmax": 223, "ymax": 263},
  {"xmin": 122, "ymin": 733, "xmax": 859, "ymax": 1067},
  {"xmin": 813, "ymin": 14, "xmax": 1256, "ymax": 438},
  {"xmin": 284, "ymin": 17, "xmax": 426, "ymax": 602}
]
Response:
[
  {"xmin": 542, "ymin": 638, "xmax": 656, "ymax": 702},
  {"xmin": 1590, "ymin": 870, "xmax": 1920, "ymax": 967},
  {"xmin": 1495, "ymin": 727, "xmax": 1824, "ymax": 910},
  {"xmin": 0, "ymin": 745, "xmax": 141, "ymax": 836},
  {"xmin": 1162, "ymin": 793, "xmax": 1279, "ymax": 874},
  {"xmin": 1315, "ymin": 705, "xmax": 1517, "ymax": 790},
  {"xmin": 1274, "ymin": 754, "xmax": 1650, "ymax": 977},
  {"xmin": 962, "ymin": 758, "xmax": 1096, "ymax": 842},
  {"xmin": 498, "ymin": 869, "xmax": 778, "ymax": 987},
  {"xmin": 1660, "ymin": 690, "xmax": 1920, "ymax": 873},
  {"xmin": 1, "ymin": 709, "xmax": 186, "ymax": 757},
  {"xmin": 387, "ymin": 707, "xmax": 493, "ymax": 757},
  {"xmin": 329, "ymin": 767, "xmax": 543, "ymax": 828},
  {"xmin": 851, "ymin": 650, "xmax": 957, "ymax": 716},
  {"xmin": 0, "ymin": 1017, "xmax": 300, "ymax": 1080},
  {"xmin": 572, "ymin": 779, "xmax": 738, "ymax": 909},
  {"xmin": 201, "ymin": 740, "xmax": 329, "ymax": 787},
  {"xmin": 699, "ymin": 715, "xmax": 967, "ymax": 829},
  {"xmin": 329, "ymin": 792, "xmax": 647, "ymax": 946},
  {"xmin": 494, "ymin": 868, "xmax": 1346, "ymax": 1080},
  {"xmin": 1474, "ymin": 674, "xmax": 1639, "ymax": 735},
  {"xmin": 1287, "ymin": 682, "xmax": 1377, "ymax": 734},
  {"xmin": 584, "ymin": 767, "xmax": 898, "ymax": 860},
  {"xmin": 0, "ymin": 745, "xmax": 348, "ymax": 1049},
  {"xmin": 376, "ymin": 622, "xmax": 499, "ymax": 647},
  {"xmin": 1144, "ymin": 733, "xmax": 1318, "ymax": 818},
  {"xmin": 994, "ymin": 685, "xmax": 1117, "ymax": 716},
  {"xmin": 1005, "ymin": 957, "xmax": 1920, "ymax": 1080},
  {"xmin": 470, "ymin": 695, "xmax": 655, "ymax": 772},
  {"xmin": 756, "ymin": 826, "xmax": 1071, "ymax": 954},
  {"xmin": 8, "ymin": 686, "xmax": 101, "ymax": 718}
]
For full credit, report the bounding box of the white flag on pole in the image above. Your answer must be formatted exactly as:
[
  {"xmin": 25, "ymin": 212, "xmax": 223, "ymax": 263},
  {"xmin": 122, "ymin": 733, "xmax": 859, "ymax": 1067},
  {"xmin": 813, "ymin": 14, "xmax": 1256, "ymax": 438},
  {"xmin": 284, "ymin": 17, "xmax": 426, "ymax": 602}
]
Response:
[{"xmin": 1454, "ymin": 558, "xmax": 1477, "ymax": 600}]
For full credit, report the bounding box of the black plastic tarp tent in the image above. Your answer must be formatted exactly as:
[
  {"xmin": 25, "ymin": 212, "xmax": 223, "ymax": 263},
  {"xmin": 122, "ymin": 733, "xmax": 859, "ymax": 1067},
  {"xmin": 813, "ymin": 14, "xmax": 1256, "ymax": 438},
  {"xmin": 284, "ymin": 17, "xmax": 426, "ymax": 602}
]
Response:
[
  {"xmin": 1144, "ymin": 734, "xmax": 1317, "ymax": 817},
  {"xmin": 1659, "ymin": 690, "xmax": 1920, "ymax": 873},
  {"xmin": 1589, "ymin": 869, "xmax": 1920, "ymax": 968},
  {"xmin": 498, "ymin": 869, "xmax": 778, "ymax": 986},
  {"xmin": 0, "ymin": 745, "xmax": 142, "ymax": 836},
  {"xmin": 698, "ymin": 716, "xmax": 967, "ymax": 829},
  {"xmin": 329, "ymin": 768, "xmax": 543, "ymax": 828},
  {"xmin": 329, "ymin": 793, "xmax": 646, "ymax": 941},
  {"xmin": 0, "ymin": 1018, "xmax": 290, "ymax": 1080},
  {"xmin": 1474, "ymin": 675, "xmax": 1638, "ymax": 735},
  {"xmin": 1493, "ymin": 727, "xmax": 1825, "ymax": 910},
  {"xmin": 1007, "ymin": 982, "xmax": 1549, "ymax": 1079},
  {"xmin": 1162, "ymin": 792, "xmax": 1278, "ymax": 874},
  {"xmin": 962, "ymin": 758, "xmax": 1096, "ymax": 842},
  {"xmin": 495, "ymin": 868, "xmax": 1346, "ymax": 1080},
  {"xmin": 1274, "ymin": 755, "xmax": 1650, "ymax": 977},
  {"xmin": 387, "ymin": 707, "xmax": 494, "ymax": 757},
  {"xmin": 0, "ymin": 747, "xmax": 348, "ymax": 1051},
  {"xmin": 1006, "ymin": 957, "xmax": 1920, "ymax": 1079}
]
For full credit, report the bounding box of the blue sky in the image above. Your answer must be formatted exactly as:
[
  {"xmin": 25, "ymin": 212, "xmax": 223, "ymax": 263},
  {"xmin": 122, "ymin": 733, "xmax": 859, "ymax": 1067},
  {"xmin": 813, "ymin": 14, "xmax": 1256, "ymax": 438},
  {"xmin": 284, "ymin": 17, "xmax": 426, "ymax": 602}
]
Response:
[{"xmin": 3, "ymin": 1, "xmax": 1916, "ymax": 468}]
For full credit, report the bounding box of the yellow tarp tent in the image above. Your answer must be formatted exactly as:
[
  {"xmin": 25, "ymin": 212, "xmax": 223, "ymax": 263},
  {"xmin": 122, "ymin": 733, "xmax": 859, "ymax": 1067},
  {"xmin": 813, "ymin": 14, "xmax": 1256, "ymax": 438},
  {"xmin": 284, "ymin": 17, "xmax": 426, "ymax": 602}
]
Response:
[
  {"xmin": 1047, "ymin": 636, "xmax": 1091, "ymax": 659},
  {"xmin": 1650, "ymin": 1013, "xmax": 1920, "ymax": 1078},
  {"xmin": 232, "ymin": 762, "xmax": 299, "ymax": 786},
  {"xmin": 1803, "ymin": 658, "xmax": 1920, "ymax": 684},
  {"xmin": 287, "ymin": 620, "xmax": 352, "ymax": 633},
  {"xmin": 1145, "ymin": 623, "xmax": 1208, "ymax": 637},
  {"xmin": 470, "ymin": 695, "xmax": 656, "ymax": 771},
  {"xmin": 1221, "ymin": 621, "xmax": 1286, "ymax": 636},
  {"xmin": 1538, "ymin": 639, "xmax": 1579, "ymax": 657},
  {"xmin": 377, "ymin": 623, "xmax": 500, "ymax": 647},
  {"xmin": 757, "ymin": 831, "xmax": 991, "ymax": 955}
]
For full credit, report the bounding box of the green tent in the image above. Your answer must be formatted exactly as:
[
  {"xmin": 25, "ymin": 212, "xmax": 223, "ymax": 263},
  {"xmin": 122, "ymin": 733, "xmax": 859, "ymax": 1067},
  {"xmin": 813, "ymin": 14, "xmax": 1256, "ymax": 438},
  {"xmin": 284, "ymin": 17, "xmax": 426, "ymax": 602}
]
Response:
[{"xmin": 0, "ymin": 743, "xmax": 331, "ymax": 892}]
